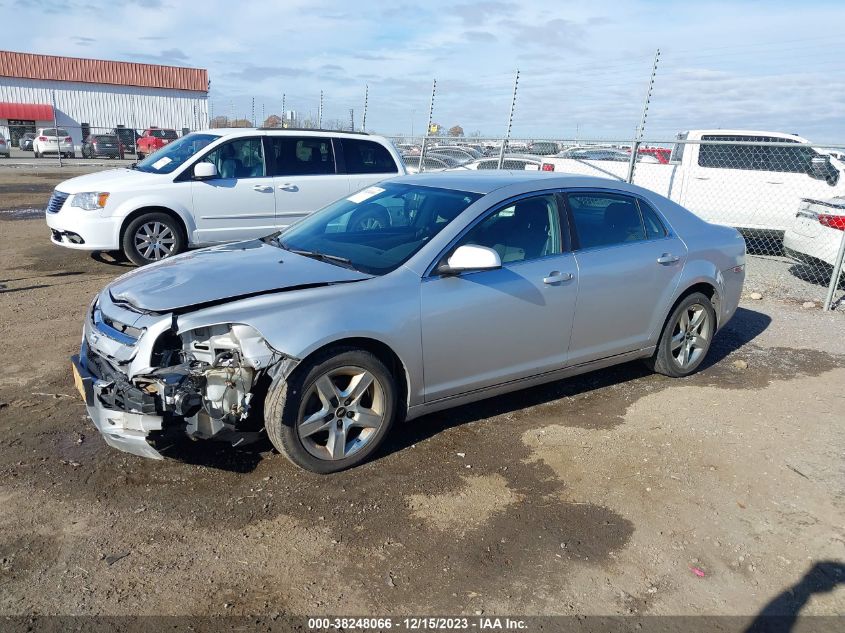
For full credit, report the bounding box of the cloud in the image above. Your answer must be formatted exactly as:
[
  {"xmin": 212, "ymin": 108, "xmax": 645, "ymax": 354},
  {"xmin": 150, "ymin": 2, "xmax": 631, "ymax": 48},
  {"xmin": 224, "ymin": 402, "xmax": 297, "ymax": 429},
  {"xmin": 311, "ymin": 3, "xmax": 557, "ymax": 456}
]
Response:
[
  {"xmin": 464, "ymin": 30, "xmax": 496, "ymax": 42},
  {"xmin": 453, "ymin": 1, "xmax": 514, "ymax": 25},
  {"xmin": 72, "ymin": 36, "xmax": 96, "ymax": 46},
  {"xmin": 125, "ymin": 48, "xmax": 190, "ymax": 64},
  {"xmin": 225, "ymin": 65, "xmax": 306, "ymax": 81}
]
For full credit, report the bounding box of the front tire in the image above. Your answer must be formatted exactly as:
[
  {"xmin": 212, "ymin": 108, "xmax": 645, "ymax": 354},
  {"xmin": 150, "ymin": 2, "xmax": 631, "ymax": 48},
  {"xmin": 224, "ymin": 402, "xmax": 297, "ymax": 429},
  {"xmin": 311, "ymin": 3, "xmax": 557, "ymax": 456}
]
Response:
[
  {"xmin": 121, "ymin": 212, "xmax": 185, "ymax": 266},
  {"xmin": 265, "ymin": 348, "xmax": 397, "ymax": 473},
  {"xmin": 647, "ymin": 292, "xmax": 716, "ymax": 378},
  {"xmin": 348, "ymin": 204, "xmax": 391, "ymax": 231}
]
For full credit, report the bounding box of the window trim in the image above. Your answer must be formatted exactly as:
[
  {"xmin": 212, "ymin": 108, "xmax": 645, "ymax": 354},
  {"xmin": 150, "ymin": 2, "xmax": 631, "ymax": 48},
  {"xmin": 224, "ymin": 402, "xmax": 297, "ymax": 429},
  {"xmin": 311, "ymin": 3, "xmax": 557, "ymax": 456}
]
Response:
[
  {"xmin": 561, "ymin": 189, "xmax": 673, "ymax": 253},
  {"xmin": 424, "ymin": 189, "xmax": 568, "ymax": 278}
]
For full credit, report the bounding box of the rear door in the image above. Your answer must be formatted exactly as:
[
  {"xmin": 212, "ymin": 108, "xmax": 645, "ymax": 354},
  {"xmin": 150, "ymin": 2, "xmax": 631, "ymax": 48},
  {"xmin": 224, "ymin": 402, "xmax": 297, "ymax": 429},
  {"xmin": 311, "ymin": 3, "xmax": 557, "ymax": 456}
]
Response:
[
  {"xmin": 190, "ymin": 135, "xmax": 278, "ymax": 243},
  {"xmin": 565, "ymin": 191, "xmax": 687, "ymax": 365},
  {"xmin": 266, "ymin": 136, "xmax": 349, "ymax": 228},
  {"xmin": 338, "ymin": 138, "xmax": 401, "ymax": 193}
]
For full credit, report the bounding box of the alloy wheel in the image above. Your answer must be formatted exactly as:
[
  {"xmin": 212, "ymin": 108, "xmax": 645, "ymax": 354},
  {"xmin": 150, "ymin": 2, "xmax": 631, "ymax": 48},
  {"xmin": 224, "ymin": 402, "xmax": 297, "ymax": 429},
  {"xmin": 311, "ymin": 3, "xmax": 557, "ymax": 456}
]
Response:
[
  {"xmin": 670, "ymin": 303, "xmax": 712, "ymax": 368},
  {"xmin": 297, "ymin": 366, "xmax": 386, "ymax": 461},
  {"xmin": 134, "ymin": 221, "xmax": 176, "ymax": 261}
]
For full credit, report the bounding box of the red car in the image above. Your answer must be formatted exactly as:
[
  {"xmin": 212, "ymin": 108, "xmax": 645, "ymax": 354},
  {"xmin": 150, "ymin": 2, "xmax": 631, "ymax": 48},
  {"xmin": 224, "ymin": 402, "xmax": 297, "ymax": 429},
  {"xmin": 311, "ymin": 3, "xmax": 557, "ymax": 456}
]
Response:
[
  {"xmin": 136, "ymin": 127, "xmax": 179, "ymax": 159},
  {"xmin": 638, "ymin": 147, "xmax": 672, "ymax": 164}
]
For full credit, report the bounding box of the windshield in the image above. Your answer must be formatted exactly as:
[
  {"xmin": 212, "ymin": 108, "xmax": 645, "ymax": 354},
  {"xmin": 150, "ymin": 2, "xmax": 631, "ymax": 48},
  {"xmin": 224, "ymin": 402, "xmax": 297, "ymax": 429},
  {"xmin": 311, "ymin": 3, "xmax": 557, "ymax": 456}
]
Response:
[
  {"xmin": 278, "ymin": 182, "xmax": 482, "ymax": 275},
  {"xmin": 134, "ymin": 133, "xmax": 220, "ymax": 174}
]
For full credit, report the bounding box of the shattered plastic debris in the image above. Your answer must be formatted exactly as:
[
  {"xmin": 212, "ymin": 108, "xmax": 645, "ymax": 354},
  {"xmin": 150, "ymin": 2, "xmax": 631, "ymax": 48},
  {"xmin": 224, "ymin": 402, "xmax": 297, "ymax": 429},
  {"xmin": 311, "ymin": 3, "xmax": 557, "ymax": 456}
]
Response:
[{"xmin": 690, "ymin": 566, "xmax": 706, "ymax": 578}]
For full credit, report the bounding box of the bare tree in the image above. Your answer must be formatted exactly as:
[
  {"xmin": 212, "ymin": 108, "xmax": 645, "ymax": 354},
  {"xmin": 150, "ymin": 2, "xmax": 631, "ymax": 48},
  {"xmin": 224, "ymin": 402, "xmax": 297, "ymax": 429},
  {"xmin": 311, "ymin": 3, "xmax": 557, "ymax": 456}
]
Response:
[{"xmin": 448, "ymin": 125, "xmax": 464, "ymax": 137}]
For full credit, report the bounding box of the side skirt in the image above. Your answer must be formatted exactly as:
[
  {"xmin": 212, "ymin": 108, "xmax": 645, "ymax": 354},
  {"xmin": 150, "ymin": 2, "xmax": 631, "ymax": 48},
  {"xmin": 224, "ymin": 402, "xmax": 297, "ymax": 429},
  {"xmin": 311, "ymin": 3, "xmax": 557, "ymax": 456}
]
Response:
[{"xmin": 405, "ymin": 347, "xmax": 655, "ymax": 422}]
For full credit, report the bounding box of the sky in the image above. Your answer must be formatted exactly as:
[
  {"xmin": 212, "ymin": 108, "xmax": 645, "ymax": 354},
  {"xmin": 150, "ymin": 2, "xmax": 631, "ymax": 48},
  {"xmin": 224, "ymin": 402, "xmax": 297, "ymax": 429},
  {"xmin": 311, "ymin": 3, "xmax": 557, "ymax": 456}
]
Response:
[{"xmin": 2, "ymin": 0, "xmax": 843, "ymax": 142}]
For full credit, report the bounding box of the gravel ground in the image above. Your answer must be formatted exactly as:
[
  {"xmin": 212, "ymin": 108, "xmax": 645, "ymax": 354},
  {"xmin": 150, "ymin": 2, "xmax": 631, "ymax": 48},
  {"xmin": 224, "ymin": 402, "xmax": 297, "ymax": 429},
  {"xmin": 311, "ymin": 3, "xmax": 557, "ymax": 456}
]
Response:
[{"xmin": 1, "ymin": 166, "xmax": 844, "ymax": 623}]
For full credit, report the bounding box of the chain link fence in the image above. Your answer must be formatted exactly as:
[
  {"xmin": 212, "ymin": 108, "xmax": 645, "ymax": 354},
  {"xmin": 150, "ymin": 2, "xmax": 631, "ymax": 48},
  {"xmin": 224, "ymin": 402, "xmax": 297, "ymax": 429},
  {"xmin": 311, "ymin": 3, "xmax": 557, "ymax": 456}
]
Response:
[{"xmin": 391, "ymin": 136, "xmax": 845, "ymax": 308}]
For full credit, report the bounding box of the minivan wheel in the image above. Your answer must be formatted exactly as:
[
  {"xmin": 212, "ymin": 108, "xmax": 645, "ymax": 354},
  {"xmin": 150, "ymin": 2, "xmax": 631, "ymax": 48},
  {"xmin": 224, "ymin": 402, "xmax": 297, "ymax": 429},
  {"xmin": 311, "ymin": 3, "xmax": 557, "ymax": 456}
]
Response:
[
  {"xmin": 122, "ymin": 212, "xmax": 185, "ymax": 266},
  {"xmin": 265, "ymin": 348, "xmax": 397, "ymax": 473},
  {"xmin": 647, "ymin": 292, "xmax": 716, "ymax": 378}
]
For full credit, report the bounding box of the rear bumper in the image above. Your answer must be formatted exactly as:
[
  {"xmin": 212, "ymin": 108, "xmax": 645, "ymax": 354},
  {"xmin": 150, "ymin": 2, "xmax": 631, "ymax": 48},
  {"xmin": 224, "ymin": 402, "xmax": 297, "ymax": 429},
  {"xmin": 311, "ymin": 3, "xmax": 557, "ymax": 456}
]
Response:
[{"xmin": 72, "ymin": 351, "xmax": 165, "ymax": 460}]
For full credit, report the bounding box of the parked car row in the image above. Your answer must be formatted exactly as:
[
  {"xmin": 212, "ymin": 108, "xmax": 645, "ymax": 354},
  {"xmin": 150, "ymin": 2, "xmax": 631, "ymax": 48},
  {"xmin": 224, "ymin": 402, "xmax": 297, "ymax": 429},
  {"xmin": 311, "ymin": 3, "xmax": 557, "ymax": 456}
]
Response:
[{"xmin": 0, "ymin": 133, "xmax": 9, "ymax": 157}]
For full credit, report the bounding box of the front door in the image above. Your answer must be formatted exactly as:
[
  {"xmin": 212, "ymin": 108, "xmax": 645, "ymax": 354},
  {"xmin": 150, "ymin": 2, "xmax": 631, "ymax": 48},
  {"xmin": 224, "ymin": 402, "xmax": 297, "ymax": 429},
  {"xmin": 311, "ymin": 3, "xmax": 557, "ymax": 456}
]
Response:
[
  {"xmin": 190, "ymin": 135, "xmax": 277, "ymax": 243},
  {"xmin": 565, "ymin": 191, "xmax": 687, "ymax": 364},
  {"xmin": 266, "ymin": 136, "xmax": 351, "ymax": 228},
  {"xmin": 421, "ymin": 194, "xmax": 579, "ymax": 402}
]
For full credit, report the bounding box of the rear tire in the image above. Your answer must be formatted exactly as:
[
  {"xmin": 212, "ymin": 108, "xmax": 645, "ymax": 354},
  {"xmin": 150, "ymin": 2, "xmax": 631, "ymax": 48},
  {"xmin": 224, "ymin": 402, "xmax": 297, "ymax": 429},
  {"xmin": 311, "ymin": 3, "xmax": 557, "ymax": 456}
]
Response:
[
  {"xmin": 137, "ymin": 151, "xmax": 145, "ymax": 160},
  {"xmin": 646, "ymin": 292, "xmax": 716, "ymax": 378},
  {"xmin": 265, "ymin": 348, "xmax": 397, "ymax": 473},
  {"xmin": 121, "ymin": 211, "xmax": 185, "ymax": 266}
]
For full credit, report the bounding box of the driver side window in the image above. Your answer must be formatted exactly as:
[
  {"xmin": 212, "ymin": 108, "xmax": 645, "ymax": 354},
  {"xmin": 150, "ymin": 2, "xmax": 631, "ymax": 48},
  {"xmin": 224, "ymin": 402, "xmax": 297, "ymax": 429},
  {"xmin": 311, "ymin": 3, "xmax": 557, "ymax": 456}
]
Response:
[
  {"xmin": 202, "ymin": 137, "xmax": 265, "ymax": 179},
  {"xmin": 457, "ymin": 194, "xmax": 562, "ymax": 264}
]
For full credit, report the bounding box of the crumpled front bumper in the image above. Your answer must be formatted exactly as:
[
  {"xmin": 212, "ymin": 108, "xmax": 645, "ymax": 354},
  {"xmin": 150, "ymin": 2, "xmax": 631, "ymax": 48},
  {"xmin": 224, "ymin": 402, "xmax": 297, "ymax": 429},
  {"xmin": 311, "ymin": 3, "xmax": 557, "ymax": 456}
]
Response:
[{"xmin": 72, "ymin": 351, "xmax": 165, "ymax": 460}]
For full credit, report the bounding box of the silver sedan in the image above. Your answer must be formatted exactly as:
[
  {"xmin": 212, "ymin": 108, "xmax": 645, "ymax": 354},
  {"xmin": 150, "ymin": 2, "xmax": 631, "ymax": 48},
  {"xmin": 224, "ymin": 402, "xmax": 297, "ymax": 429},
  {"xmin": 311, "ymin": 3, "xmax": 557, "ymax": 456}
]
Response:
[{"xmin": 73, "ymin": 172, "xmax": 746, "ymax": 472}]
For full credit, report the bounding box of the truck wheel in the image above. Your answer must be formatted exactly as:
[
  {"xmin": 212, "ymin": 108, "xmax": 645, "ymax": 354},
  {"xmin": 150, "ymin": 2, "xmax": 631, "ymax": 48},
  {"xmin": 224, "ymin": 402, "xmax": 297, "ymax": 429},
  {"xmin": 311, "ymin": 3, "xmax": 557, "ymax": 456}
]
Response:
[
  {"xmin": 265, "ymin": 347, "xmax": 397, "ymax": 473},
  {"xmin": 121, "ymin": 212, "xmax": 185, "ymax": 266},
  {"xmin": 137, "ymin": 151, "xmax": 145, "ymax": 160}
]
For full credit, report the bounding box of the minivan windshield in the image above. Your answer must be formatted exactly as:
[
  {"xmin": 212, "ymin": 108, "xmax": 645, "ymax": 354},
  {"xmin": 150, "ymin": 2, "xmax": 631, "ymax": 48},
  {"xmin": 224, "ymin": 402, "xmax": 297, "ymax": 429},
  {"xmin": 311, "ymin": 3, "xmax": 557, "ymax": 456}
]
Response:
[
  {"xmin": 134, "ymin": 133, "xmax": 220, "ymax": 174},
  {"xmin": 277, "ymin": 182, "xmax": 482, "ymax": 275}
]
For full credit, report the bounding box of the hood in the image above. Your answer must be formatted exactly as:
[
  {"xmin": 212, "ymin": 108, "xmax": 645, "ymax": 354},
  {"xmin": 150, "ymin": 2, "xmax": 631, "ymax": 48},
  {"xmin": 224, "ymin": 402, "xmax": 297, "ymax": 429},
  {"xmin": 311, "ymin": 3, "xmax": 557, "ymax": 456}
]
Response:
[
  {"xmin": 107, "ymin": 240, "xmax": 372, "ymax": 312},
  {"xmin": 56, "ymin": 168, "xmax": 169, "ymax": 194}
]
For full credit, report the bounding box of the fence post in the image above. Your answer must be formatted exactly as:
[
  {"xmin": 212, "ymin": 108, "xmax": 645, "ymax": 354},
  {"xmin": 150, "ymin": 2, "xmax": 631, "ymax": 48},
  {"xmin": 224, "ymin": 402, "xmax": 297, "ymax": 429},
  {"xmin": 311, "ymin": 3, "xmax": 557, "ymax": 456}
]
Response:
[
  {"xmin": 52, "ymin": 89, "xmax": 63, "ymax": 167},
  {"xmin": 419, "ymin": 79, "xmax": 436, "ymax": 172},
  {"xmin": 318, "ymin": 91, "xmax": 323, "ymax": 129},
  {"xmin": 626, "ymin": 49, "xmax": 660, "ymax": 183},
  {"xmin": 823, "ymin": 228, "xmax": 845, "ymax": 310},
  {"xmin": 362, "ymin": 84, "xmax": 368, "ymax": 133},
  {"xmin": 497, "ymin": 69, "xmax": 520, "ymax": 170}
]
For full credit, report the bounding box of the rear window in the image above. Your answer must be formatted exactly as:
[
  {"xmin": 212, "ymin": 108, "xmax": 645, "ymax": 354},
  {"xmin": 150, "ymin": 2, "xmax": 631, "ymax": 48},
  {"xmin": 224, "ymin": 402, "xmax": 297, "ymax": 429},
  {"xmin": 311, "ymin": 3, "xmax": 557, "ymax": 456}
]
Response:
[
  {"xmin": 94, "ymin": 135, "xmax": 117, "ymax": 142},
  {"xmin": 42, "ymin": 128, "xmax": 68, "ymax": 137},
  {"xmin": 341, "ymin": 139, "xmax": 398, "ymax": 174},
  {"xmin": 150, "ymin": 129, "xmax": 178, "ymax": 139}
]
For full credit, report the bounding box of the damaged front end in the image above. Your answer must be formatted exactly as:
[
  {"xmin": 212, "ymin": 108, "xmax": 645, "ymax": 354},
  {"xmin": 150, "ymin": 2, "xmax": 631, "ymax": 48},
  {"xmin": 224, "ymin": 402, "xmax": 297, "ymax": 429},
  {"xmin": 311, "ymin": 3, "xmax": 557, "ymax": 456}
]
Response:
[{"xmin": 76, "ymin": 292, "xmax": 298, "ymax": 459}]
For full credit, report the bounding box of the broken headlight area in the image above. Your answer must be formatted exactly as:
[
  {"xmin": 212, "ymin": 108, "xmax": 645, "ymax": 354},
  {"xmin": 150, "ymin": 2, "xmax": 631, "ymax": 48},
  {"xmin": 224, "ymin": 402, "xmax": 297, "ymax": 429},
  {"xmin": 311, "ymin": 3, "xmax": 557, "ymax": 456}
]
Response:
[{"xmin": 92, "ymin": 323, "xmax": 295, "ymax": 452}]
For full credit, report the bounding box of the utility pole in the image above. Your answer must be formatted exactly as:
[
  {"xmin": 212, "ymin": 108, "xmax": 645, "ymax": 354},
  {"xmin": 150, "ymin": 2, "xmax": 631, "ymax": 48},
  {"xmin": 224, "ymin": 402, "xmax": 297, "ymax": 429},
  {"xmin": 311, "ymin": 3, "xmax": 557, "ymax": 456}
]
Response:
[
  {"xmin": 419, "ymin": 79, "xmax": 436, "ymax": 171},
  {"xmin": 362, "ymin": 84, "xmax": 368, "ymax": 132},
  {"xmin": 626, "ymin": 49, "xmax": 660, "ymax": 183},
  {"xmin": 251, "ymin": 97, "xmax": 255, "ymax": 127},
  {"xmin": 281, "ymin": 93, "xmax": 286, "ymax": 127},
  {"xmin": 497, "ymin": 69, "xmax": 520, "ymax": 169},
  {"xmin": 349, "ymin": 108, "xmax": 354, "ymax": 132}
]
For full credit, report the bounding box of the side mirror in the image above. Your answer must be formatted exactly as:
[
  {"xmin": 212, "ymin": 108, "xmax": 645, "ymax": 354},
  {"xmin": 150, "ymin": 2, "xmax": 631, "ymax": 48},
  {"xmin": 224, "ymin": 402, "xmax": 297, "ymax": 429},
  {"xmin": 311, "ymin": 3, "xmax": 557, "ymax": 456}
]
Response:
[
  {"xmin": 193, "ymin": 162, "xmax": 218, "ymax": 179},
  {"xmin": 437, "ymin": 244, "xmax": 502, "ymax": 276}
]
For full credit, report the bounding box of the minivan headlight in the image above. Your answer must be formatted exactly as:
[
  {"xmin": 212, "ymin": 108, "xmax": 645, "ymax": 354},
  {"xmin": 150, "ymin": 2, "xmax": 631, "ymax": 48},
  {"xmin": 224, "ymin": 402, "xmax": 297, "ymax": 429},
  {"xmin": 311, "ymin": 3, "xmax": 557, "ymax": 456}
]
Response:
[{"xmin": 71, "ymin": 192, "xmax": 110, "ymax": 210}]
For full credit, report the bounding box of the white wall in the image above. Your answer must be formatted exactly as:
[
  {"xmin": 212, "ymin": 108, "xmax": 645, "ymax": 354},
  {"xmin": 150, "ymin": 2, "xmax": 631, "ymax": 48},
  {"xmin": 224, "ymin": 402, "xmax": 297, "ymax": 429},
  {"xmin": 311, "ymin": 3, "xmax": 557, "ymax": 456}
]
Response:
[{"xmin": 0, "ymin": 77, "xmax": 209, "ymax": 145}]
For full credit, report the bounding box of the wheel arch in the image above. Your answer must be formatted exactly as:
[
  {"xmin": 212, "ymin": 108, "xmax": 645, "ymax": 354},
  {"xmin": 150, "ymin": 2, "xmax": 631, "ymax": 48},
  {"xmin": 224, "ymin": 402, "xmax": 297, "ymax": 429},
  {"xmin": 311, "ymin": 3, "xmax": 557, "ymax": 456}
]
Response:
[
  {"xmin": 294, "ymin": 336, "xmax": 411, "ymax": 418},
  {"xmin": 660, "ymin": 280, "xmax": 721, "ymax": 340}
]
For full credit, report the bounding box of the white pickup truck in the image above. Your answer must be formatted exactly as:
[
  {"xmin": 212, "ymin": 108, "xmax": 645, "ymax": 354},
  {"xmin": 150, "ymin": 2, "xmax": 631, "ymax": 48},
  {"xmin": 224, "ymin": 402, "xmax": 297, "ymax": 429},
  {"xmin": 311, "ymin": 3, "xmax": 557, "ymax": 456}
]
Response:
[{"xmin": 547, "ymin": 130, "xmax": 845, "ymax": 234}]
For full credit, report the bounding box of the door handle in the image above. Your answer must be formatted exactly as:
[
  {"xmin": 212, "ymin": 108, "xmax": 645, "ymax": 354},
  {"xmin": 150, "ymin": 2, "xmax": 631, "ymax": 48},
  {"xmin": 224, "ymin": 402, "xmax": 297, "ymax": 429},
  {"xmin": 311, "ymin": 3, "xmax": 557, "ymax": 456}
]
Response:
[
  {"xmin": 693, "ymin": 176, "xmax": 710, "ymax": 180},
  {"xmin": 278, "ymin": 183, "xmax": 299, "ymax": 192},
  {"xmin": 766, "ymin": 181, "xmax": 783, "ymax": 185},
  {"xmin": 543, "ymin": 271, "xmax": 573, "ymax": 284},
  {"xmin": 252, "ymin": 184, "xmax": 273, "ymax": 192},
  {"xmin": 657, "ymin": 253, "xmax": 680, "ymax": 264}
]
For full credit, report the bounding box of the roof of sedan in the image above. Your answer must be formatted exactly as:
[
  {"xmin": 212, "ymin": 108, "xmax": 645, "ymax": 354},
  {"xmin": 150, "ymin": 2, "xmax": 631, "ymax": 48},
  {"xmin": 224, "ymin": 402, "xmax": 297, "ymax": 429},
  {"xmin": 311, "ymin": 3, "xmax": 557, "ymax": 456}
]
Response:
[{"xmin": 391, "ymin": 170, "xmax": 599, "ymax": 194}]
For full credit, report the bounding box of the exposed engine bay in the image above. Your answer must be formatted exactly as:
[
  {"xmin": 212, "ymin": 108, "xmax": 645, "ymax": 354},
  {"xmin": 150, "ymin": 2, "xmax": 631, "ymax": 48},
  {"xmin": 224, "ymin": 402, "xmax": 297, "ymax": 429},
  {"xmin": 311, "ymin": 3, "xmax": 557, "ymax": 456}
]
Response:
[{"xmin": 82, "ymin": 302, "xmax": 298, "ymax": 456}]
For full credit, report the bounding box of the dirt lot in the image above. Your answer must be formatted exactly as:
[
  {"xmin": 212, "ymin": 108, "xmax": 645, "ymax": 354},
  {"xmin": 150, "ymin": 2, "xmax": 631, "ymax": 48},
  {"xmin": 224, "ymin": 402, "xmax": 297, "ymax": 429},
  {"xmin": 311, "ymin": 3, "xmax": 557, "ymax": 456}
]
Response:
[{"xmin": 1, "ymin": 167, "xmax": 844, "ymax": 622}]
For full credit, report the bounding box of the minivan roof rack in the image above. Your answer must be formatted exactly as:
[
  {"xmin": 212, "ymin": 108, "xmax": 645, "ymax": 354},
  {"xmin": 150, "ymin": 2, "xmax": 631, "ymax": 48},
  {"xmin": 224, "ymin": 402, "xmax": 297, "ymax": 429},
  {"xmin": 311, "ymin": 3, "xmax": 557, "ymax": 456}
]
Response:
[{"xmin": 256, "ymin": 127, "xmax": 369, "ymax": 135}]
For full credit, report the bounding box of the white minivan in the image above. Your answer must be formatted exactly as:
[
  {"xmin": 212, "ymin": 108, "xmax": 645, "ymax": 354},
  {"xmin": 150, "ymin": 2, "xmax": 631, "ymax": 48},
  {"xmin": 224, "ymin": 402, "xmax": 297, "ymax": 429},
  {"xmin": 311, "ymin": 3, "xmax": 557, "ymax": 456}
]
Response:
[{"xmin": 46, "ymin": 129, "xmax": 406, "ymax": 265}]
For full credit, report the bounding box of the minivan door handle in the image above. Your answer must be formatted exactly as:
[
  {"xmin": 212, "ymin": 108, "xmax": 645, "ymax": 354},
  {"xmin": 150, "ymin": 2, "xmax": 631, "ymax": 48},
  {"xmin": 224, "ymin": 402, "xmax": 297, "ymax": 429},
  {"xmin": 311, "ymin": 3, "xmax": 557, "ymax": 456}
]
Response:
[
  {"xmin": 252, "ymin": 184, "xmax": 273, "ymax": 192},
  {"xmin": 657, "ymin": 253, "xmax": 680, "ymax": 264},
  {"xmin": 278, "ymin": 183, "xmax": 299, "ymax": 192},
  {"xmin": 543, "ymin": 271, "xmax": 573, "ymax": 284}
]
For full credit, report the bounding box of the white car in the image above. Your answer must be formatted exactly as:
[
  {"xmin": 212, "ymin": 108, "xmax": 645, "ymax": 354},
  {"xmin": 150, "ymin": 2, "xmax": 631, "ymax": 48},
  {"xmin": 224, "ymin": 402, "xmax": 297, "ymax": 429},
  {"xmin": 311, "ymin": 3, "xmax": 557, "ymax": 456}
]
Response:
[
  {"xmin": 783, "ymin": 196, "xmax": 845, "ymax": 267},
  {"xmin": 33, "ymin": 127, "xmax": 75, "ymax": 158},
  {"xmin": 0, "ymin": 133, "xmax": 9, "ymax": 157},
  {"xmin": 46, "ymin": 129, "xmax": 406, "ymax": 265}
]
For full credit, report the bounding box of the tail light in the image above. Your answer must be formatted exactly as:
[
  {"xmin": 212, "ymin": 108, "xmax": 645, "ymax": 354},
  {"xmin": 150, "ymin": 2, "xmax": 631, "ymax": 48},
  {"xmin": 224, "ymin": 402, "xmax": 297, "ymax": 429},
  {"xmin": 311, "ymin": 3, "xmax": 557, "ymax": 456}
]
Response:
[
  {"xmin": 818, "ymin": 214, "xmax": 845, "ymax": 230},
  {"xmin": 64, "ymin": 137, "xmax": 72, "ymax": 143},
  {"xmin": 541, "ymin": 163, "xmax": 554, "ymax": 171},
  {"xmin": 38, "ymin": 136, "xmax": 47, "ymax": 141}
]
